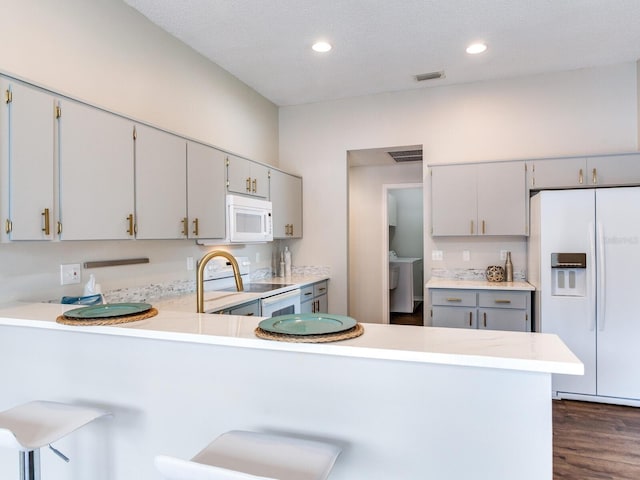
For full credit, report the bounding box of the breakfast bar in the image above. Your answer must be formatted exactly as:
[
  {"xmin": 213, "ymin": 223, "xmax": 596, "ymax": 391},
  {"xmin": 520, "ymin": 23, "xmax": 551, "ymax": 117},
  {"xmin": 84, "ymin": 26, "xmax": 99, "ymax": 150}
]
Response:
[{"xmin": 0, "ymin": 302, "xmax": 582, "ymax": 480}]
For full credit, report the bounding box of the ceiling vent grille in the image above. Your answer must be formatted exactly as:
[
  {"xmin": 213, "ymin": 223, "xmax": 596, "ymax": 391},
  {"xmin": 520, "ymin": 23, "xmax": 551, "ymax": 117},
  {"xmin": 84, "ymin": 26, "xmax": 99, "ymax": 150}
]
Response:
[
  {"xmin": 415, "ymin": 71, "xmax": 445, "ymax": 82},
  {"xmin": 388, "ymin": 150, "xmax": 423, "ymax": 163}
]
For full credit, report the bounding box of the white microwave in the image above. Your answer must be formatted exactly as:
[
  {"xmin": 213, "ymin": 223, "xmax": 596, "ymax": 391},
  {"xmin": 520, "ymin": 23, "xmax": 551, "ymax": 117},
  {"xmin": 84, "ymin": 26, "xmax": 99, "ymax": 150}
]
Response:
[{"xmin": 226, "ymin": 195, "xmax": 273, "ymax": 243}]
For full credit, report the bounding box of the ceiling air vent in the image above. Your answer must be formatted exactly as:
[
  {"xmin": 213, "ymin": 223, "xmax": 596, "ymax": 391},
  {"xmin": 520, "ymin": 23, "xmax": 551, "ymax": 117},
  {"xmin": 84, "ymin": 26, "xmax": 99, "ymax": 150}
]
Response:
[
  {"xmin": 415, "ymin": 71, "xmax": 445, "ymax": 82},
  {"xmin": 388, "ymin": 150, "xmax": 423, "ymax": 163}
]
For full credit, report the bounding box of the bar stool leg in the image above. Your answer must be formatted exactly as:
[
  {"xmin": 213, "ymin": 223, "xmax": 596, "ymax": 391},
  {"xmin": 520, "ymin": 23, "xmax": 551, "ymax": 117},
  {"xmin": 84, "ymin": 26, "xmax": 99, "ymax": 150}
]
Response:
[{"xmin": 19, "ymin": 449, "xmax": 41, "ymax": 480}]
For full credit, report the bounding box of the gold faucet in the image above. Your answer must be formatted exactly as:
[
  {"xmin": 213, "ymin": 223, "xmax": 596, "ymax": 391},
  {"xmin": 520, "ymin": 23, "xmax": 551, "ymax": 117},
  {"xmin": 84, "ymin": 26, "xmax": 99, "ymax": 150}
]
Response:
[{"xmin": 196, "ymin": 250, "xmax": 244, "ymax": 313}]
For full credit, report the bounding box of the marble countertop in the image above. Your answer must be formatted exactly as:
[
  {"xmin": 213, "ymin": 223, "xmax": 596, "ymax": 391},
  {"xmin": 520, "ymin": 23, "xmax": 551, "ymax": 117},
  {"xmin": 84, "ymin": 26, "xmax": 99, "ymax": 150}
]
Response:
[
  {"xmin": 426, "ymin": 278, "xmax": 535, "ymax": 291},
  {"xmin": 0, "ymin": 300, "xmax": 582, "ymax": 375}
]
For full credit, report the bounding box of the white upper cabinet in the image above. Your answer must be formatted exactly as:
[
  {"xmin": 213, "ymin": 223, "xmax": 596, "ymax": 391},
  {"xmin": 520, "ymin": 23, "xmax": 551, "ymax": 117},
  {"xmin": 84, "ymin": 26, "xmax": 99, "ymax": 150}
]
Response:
[
  {"xmin": 477, "ymin": 162, "xmax": 527, "ymax": 236},
  {"xmin": 186, "ymin": 142, "xmax": 226, "ymax": 239},
  {"xmin": 527, "ymin": 153, "xmax": 640, "ymax": 190},
  {"xmin": 270, "ymin": 169, "xmax": 302, "ymax": 238},
  {"xmin": 134, "ymin": 124, "xmax": 187, "ymax": 239},
  {"xmin": 2, "ymin": 81, "xmax": 56, "ymax": 240},
  {"xmin": 431, "ymin": 161, "xmax": 527, "ymax": 236},
  {"xmin": 58, "ymin": 100, "xmax": 135, "ymax": 240},
  {"xmin": 226, "ymin": 155, "xmax": 269, "ymax": 198},
  {"xmin": 431, "ymin": 164, "xmax": 477, "ymax": 236}
]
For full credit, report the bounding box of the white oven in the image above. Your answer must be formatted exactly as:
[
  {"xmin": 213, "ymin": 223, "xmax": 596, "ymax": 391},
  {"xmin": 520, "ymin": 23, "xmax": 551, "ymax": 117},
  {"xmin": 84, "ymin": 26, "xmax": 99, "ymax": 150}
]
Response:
[
  {"xmin": 260, "ymin": 289, "xmax": 301, "ymax": 317},
  {"xmin": 226, "ymin": 194, "xmax": 273, "ymax": 243}
]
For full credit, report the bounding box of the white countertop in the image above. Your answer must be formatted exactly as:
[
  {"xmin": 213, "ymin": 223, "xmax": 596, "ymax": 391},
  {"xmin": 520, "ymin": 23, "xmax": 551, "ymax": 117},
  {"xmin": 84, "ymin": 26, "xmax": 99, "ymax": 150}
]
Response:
[
  {"xmin": 426, "ymin": 278, "xmax": 535, "ymax": 291},
  {"xmin": 0, "ymin": 300, "xmax": 582, "ymax": 375},
  {"xmin": 155, "ymin": 274, "xmax": 330, "ymax": 313}
]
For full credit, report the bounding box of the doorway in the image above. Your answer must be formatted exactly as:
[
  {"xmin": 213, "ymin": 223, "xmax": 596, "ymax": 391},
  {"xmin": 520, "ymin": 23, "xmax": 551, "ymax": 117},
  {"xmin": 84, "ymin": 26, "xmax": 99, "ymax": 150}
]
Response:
[{"xmin": 347, "ymin": 145, "xmax": 423, "ymax": 324}]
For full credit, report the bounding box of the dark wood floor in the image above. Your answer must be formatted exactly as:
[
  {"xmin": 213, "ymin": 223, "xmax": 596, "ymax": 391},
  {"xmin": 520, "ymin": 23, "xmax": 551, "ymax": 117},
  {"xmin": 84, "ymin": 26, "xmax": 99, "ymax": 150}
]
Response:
[
  {"xmin": 390, "ymin": 301, "xmax": 424, "ymax": 326},
  {"xmin": 553, "ymin": 400, "xmax": 640, "ymax": 479}
]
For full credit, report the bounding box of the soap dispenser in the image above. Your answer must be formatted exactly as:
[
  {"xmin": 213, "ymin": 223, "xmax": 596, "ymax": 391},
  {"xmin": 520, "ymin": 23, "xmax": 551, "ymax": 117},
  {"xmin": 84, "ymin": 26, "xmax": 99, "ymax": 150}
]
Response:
[{"xmin": 284, "ymin": 246, "xmax": 292, "ymax": 277}]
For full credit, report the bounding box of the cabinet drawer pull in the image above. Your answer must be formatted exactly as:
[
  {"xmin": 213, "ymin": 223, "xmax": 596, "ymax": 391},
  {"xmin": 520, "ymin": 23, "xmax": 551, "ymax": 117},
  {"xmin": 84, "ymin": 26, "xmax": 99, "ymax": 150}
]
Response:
[
  {"xmin": 304, "ymin": 292, "xmax": 313, "ymax": 296},
  {"xmin": 469, "ymin": 312, "xmax": 472, "ymax": 327},
  {"xmin": 578, "ymin": 168, "xmax": 584, "ymax": 184},
  {"xmin": 494, "ymin": 299, "xmax": 512, "ymax": 304},
  {"xmin": 245, "ymin": 312, "xmax": 254, "ymax": 316},
  {"xmin": 481, "ymin": 220, "xmax": 486, "ymax": 235},
  {"xmin": 592, "ymin": 168, "xmax": 597, "ymax": 185},
  {"xmin": 318, "ymin": 287, "xmax": 326, "ymax": 292},
  {"xmin": 252, "ymin": 178, "xmax": 257, "ymax": 193},
  {"xmin": 470, "ymin": 220, "xmax": 474, "ymax": 234},
  {"xmin": 181, "ymin": 217, "xmax": 188, "ymax": 236},
  {"xmin": 246, "ymin": 177, "xmax": 251, "ymax": 192},
  {"xmin": 192, "ymin": 218, "xmax": 199, "ymax": 236},
  {"xmin": 445, "ymin": 297, "xmax": 462, "ymax": 302},
  {"xmin": 483, "ymin": 312, "xmax": 487, "ymax": 328}
]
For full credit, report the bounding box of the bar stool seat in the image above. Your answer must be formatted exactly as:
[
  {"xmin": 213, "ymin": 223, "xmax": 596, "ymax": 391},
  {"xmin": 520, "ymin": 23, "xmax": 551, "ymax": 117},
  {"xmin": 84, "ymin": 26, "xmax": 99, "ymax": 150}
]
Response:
[
  {"xmin": 155, "ymin": 430, "xmax": 341, "ymax": 480},
  {"xmin": 0, "ymin": 400, "xmax": 110, "ymax": 480}
]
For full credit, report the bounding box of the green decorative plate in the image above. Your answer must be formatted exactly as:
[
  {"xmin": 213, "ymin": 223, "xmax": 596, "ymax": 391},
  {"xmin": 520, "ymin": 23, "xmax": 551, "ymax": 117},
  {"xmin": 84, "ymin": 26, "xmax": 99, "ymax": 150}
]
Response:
[
  {"xmin": 63, "ymin": 302, "xmax": 152, "ymax": 319},
  {"xmin": 259, "ymin": 313, "xmax": 357, "ymax": 336}
]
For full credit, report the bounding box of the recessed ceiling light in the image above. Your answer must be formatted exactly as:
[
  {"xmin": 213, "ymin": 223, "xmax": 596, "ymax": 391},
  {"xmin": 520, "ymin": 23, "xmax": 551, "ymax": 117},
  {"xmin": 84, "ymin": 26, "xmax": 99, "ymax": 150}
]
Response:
[
  {"xmin": 312, "ymin": 41, "xmax": 332, "ymax": 53},
  {"xmin": 466, "ymin": 43, "xmax": 487, "ymax": 55}
]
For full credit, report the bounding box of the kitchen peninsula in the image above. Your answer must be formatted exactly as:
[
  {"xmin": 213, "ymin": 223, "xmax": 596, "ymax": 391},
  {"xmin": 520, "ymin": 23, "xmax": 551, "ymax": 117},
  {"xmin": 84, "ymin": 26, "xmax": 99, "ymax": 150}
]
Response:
[{"xmin": 0, "ymin": 302, "xmax": 582, "ymax": 479}]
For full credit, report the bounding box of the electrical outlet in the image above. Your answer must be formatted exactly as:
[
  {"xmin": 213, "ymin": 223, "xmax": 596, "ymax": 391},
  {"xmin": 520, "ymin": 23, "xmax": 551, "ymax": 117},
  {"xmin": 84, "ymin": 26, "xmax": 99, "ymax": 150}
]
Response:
[
  {"xmin": 500, "ymin": 250, "xmax": 508, "ymax": 261},
  {"xmin": 186, "ymin": 257, "xmax": 194, "ymax": 271},
  {"xmin": 431, "ymin": 250, "xmax": 443, "ymax": 261},
  {"xmin": 60, "ymin": 264, "xmax": 81, "ymax": 285},
  {"xmin": 463, "ymin": 250, "xmax": 470, "ymax": 261}
]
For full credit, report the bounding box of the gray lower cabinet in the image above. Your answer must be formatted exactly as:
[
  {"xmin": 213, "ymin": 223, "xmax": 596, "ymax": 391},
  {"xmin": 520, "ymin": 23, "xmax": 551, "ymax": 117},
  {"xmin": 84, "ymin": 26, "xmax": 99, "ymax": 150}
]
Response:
[
  {"xmin": 213, "ymin": 300, "xmax": 259, "ymax": 316},
  {"xmin": 431, "ymin": 289, "xmax": 531, "ymax": 332},
  {"xmin": 301, "ymin": 280, "xmax": 328, "ymax": 313}
]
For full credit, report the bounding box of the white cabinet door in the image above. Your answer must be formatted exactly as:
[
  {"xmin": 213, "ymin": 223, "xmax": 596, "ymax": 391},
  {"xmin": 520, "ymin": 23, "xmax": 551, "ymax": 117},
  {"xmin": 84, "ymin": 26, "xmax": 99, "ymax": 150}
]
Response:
[
  {"xmin": 587, "ymin": 153, "xmax": 640, "ymax": 187},
  {"xmin": 58, "ymin": 100, "xmax": 134, "ymax": 240},
  {"xmin": 477, "ymin": 162, "xmax": 527, "ymax": 236},
  {"xmin": 227, "ymin": 155, "xmax": 269, "ymax": 198},
  {"xmin": 431, "ymin": 164, "xmax": 477, "ymax": 236},
  {"xmin": 3, "ymin": 81, "xmax": 55, "ymax": 240},
  {"xmin": 270, "ymin": 169, "xmax": 302, "ymax": 238},
  {"xmin": 186, "ymin": 142, "xmax": 226, "ymax": 239},
  {"xmin": 527, "ymin": 157, "xmax": 586, "ymax": 190},
  {"xmin": 134, "ymin": 125, "xmax": 187, "ymax": 239}
]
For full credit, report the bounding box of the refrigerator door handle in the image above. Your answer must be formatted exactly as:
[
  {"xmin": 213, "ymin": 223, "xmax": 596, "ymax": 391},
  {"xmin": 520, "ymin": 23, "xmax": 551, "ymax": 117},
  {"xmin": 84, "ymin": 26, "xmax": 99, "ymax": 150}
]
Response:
[
  {"xmin": 588, "ymin": 222, "xmax": 597, "ymax": 331},
  {"xmin": 597, "ymin": 222, "xmax": 606, "ymax": 331}
]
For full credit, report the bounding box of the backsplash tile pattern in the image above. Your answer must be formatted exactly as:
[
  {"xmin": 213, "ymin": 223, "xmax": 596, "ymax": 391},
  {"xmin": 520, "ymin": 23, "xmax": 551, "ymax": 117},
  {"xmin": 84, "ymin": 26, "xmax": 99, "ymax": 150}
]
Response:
[{"xmin": 431, "ymin": 268, "xmax": 526, "ymax": 282}]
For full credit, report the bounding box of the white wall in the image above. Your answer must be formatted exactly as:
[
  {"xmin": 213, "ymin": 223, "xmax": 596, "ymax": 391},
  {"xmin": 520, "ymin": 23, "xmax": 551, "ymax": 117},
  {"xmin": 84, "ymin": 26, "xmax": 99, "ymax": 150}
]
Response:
[
  {"xmin": 390, "ymin": 188, "xmax": 424, "ymax": 258},
  {"xmin": 0, "ymin": 0, "xmax": 279, "ymax": 303},
  {"xmin": 280, "ymin": 63, "xmax": 639, "ymax": 315},
  {"xmin": 348, "ymin": 163, "xmax": 422, "ymax": 322}
]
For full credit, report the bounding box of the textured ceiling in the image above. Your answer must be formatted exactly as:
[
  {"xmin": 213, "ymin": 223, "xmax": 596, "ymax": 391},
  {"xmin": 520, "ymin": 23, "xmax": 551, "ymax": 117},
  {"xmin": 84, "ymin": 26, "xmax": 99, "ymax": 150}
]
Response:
[{"xmin": 124, "ymin": 0, "xmax": 640, "ymax": 106}]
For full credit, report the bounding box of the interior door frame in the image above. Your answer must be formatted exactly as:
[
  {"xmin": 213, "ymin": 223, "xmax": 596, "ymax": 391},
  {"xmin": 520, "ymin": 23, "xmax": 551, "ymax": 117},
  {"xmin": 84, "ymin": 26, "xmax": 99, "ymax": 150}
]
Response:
[{"xmin": 382, "ymin": 183, "xmax": 423, "ymax": 324}]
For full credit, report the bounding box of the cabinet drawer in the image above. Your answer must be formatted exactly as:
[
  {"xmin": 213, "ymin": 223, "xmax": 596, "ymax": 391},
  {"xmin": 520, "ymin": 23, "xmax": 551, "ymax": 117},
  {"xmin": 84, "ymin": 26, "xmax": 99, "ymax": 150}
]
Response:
[
  {"xmin": 300, "ymin": 285, "xmax": 314, "ymax": 300},
  {"xmin": 478, "ymin": 291, "xmax": 527, "ymax": 309},
  {"xmin": 313, "ymin": 281, "xmax": 328, "ymax": 297},
  {"xmin": 431, "ymin": 290, "xmax": 476, "ymax": 307},
  {"xmin": 432, "ymin": 306, "xmax": 476, "ymax": 329}
]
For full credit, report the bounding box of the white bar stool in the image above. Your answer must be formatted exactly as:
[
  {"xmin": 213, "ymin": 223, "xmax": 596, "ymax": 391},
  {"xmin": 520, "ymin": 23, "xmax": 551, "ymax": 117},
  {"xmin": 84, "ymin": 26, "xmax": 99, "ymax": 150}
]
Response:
[
  {"xmin": 155, "ymin": 430, "xmax": 341, "ymax": 480},
  {"xmin": 0, "ymin": 400, "xmax": 111, "ymax": 480}
]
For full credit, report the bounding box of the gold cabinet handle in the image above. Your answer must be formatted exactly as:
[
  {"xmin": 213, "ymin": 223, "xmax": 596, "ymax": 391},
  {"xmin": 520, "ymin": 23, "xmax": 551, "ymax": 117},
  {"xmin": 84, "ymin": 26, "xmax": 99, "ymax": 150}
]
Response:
[
  {"xmin": 126, "ymin": 214, "xmax": 134, "ymax": 236},
  {"xmin": 245, "ymin": 177, "xmax": 251, "ymax": 192},
  {"xmin": 470, "ymin": 220, "xmax": 474, "ymax": 234},
  {"xmin": 592, "ymin": 168, "xmax": 597, "ymax": 185},
  {"xmin": 469, "ymin": 311, "xmax": 472, "ymax": 327},
  {"xmin": 494, "ymin": 299, "xmax": 512, "ymax": 304},
  {"xmin": 483, "ymin": 312, "xmax": 487, "ymax": 328},
  {"xmin": 192, "ymin": 218, "xmax": 199, "ymax": 236},
  {"xmin": 285, "ymin": 224, "xmax": 289, "ymax": 236},
  {"xmin": 446, "ymin": 297, "xmax": 462, "ymax": 302},
  {"xmin": 252, "ymin": 178, "xmax": 257, "ymax": 193},
  {"xmin": 57, "ymin": 221, "xmax": 62, "ymax": 235},
  {"xmin": 181, "ymin": 217, "xmax": 188, "ymax": 236},
  {"xmin": 482, "ymin": 220, "xmax": 486, "ymax": 235},
  {"xmin": 318, "ymin": 287, "xmax": 326, "ymax": 293},
  {"xmin": 41, "ymin": 208, "xmax": 50, "ymax": 235},
  {"xmin": 5, "ymin": 219, "xmax": 12, "ymax": 234},
  {"xmin": 579, "ymin": 168, "xmax": 584, "ymax": 184}
]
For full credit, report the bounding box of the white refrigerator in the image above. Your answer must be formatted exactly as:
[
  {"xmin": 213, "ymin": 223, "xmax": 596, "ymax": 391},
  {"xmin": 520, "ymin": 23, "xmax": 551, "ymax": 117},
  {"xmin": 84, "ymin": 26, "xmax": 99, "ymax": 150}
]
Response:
[{"xmin": 529, "ymin": 187, "xmax": 640, "ymax": 403}]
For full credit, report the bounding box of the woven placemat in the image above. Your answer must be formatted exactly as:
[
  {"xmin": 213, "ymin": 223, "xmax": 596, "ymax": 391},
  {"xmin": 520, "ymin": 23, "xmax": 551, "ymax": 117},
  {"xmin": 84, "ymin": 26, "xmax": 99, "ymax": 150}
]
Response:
[
  {"xmin": 56, "ymin": 307, "xmax": 158, "ymax": 326},
  {"xmin": 254, "ymin": 322, "xmax": 364, "ymax": 343}
]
